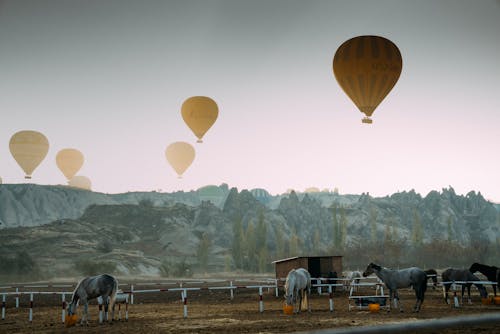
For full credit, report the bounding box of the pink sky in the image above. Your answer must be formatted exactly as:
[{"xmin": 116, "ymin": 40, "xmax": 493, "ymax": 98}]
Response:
[{"xmin": 1, "ymin": 0, "xmax": 499, "ymax": 201}]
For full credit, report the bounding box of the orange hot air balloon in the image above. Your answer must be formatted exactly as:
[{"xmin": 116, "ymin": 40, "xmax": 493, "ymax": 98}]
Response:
[
  {"xmin": 9, "ymin": 130, "xmax": 50, "ymax": 179},
  {"xmin": 68, "ymin": 175, "xmax": 92, "ymax": 190},
  {"xmin": 333, "ymin": 35, "xmax": 402, "ymax": 124},
  {"xmin": 165, "ymin": 141, "xmax": 195, "ymax": 178},
  {"xmin": 56, "ymin": 148, "xmax": 84, "ymax": 182},
  {"xmin": 181, "ymin": 96, "xmax": 218, "ymax": 143}
]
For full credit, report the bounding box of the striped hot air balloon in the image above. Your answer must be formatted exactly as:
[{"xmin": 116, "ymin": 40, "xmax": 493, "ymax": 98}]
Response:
[{"xmin": 333, "ymin": 35, "xmax": 402, "ymax": 124}]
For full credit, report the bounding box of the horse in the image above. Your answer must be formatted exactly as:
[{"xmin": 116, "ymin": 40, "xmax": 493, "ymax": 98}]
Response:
[
  {"xmin": 441, "ymin": 268, "xmax": 488, "ymax": 305},
  {"xmin": 469, "ymin": 262, "xmax": 499, "ymax": 296},
  {"xmin": 362, "ymin": 262, "xmax": 427, "ymax": 312},
  {"xmin": 67, "ymin": 274, "xmax": 118, "ymax": 325},
  {"xmin": 424, "ymin": 269, "xmax": 438, "ymax": 289},
  {"xmin": 346, "ymin": 270, "xmax": 362, "ymax": 291},
  {"xmin": 284, "ymin": 268, "xmax": 311, "ymax": 313}
]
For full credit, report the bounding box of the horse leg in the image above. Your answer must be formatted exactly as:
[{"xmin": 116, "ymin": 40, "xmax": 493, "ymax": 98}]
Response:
[
  {"xmin": 81, "ymin": 302, "xmax": 89, "ymax": 326},
  {"xmin": 104, "ymin": 297, "xmax": 109, "ymax": 322},
  {"xmin": 467, "ymin": 285, "xmax": 472, "ymax": 304},
  {"xmin": 395, "ymin": 290, "xmax": 403, "ymax": 312},
  {"xmin": 443, "ymin": 284, "xmax": 449, "ymax": 304}
]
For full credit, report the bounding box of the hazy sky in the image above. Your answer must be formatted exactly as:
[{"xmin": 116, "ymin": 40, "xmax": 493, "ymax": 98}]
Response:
[{"xmin": 1, "ymin": 0, "xmax": 499, "ymax": 201}]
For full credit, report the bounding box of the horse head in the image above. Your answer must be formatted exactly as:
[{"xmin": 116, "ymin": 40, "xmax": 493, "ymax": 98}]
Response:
[
  {"xmin": 469, "ymin": 262, "xmax": 480, "ymax": 273},
  {"xmin": 284, "ymin": 270, "xmax": 297, "ymax": 305},
  {"xmin": 363, "ymin": 262, "xmax": 381, "ymax": 277}
]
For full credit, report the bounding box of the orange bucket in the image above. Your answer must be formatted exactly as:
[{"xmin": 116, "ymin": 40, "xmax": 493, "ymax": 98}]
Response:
[
  {"xmin": 368, "ymin": 303, "xmax": 380, "ymax": 313},
  {"xmin": 481, "ymin": 297, "xmax": 492, "ymax": 305},
  {"xmin": 283, "ymin": 303, "xmax": 294, "ymax": 315},
  {"xmin": 65, "ymin": 314, "xmax": 78, "ymax": 327},
  {"xmin": 494, "ymin": 297, "xmax": 500, "ymax": 305}
]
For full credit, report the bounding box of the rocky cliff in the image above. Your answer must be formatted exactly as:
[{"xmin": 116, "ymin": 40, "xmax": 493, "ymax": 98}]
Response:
[{"xmin": 0, "ymin": 184, "xmax": 499, "ymax": 277}]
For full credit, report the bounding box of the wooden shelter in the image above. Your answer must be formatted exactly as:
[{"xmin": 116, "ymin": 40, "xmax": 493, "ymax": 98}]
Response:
[{"xmin": 272, "ymin": 256, "xmax": 343, "ymax": 280}]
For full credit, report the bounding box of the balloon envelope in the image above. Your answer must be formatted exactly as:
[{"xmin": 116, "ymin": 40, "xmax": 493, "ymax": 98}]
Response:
[
  {"xmin": 165, "ymin": 142, "xmax": 195, "ymax": 178},
  {"xmin": 56, "ymin": 148, "xmax": 84, "ymax": 181},
  {"xmin": 181, "ymin": 96, "xmax": 218, "ymax": 143},
  {"xmin": 68, "ymin": 175, "xmax": 92, "ymax": 190},
  {"xmin": 9, "ymin": 130, "xmax": 50, "ymax": 179},
  {"xmin": 333, "ymin": 35, "xmax": 402, "ymax": 124}
]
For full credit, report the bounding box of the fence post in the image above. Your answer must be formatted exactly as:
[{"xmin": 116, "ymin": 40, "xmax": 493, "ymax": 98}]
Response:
[
  {"xmin": 130, "ymin": 284, "xmax": 134, "ymax": 305},
  {"xmin": 317, "ymin": 279, "xmax": 322, "ymax": 295},
  {"xmin": 328, "ymin": 285, "xmax": 334, "ymax": 312},
  {"xmin": 61, "ymin": 292, "xmax": 66, "ymax": 323},
  {"xmin": 259, "ymin": 286, "xmax": 264, "ymax": 313},
  {"xmin": 29, "ymin": 293, "xmax": 33, "ymax": 322},
  {"xmin": 230, "ymin": 281, "xmax": 234, "ymax": 300},
  {"xmin": 275, "ymin": 279, "xmax": 279, "ymax": 297},
  {"xmin": 15, "ymin": 288, "xmax": 19, "ymax": 308},
  {"xmin": 1, "ymin": 294, "xmax": 5, "ymax": 320},
  {"xmin": 181, "ymin": 289, "xmax": 188, "ymax": 318}
]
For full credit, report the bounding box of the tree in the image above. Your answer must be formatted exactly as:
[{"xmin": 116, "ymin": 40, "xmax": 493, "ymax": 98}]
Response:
[
  {"xmin": 340, "ymin": 207, "xmax": 348, "ymax": 248},
  {"xmin": 411, "ymin": 208, "xmax": 423, "ymax": 246},
  {"xmin": 274, "ymin": 224, "xmax": 286, "ymax": 259},
  {"xmin": 196, "ymin": 232, "xmax": 211, "ymax": 272},
  {"xmin": 330, "ymin": 204, "xmax": 341, "ymax": 248},
  {"xmin": 232, "ymin": 218, "xmax": 244, "ymax": 269},
  {"xmin": 369, "ymin": 207, "xmax": 378, "ymax": 243},
  {"xmin": 447, "ymin": 216, "xmax": 454, "ymax": 242}
]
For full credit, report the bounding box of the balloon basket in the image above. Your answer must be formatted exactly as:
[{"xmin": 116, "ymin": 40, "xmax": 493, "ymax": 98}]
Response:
[{"xmin": 362, "ymin": 117, "xmax": 373, "ymax": 124}]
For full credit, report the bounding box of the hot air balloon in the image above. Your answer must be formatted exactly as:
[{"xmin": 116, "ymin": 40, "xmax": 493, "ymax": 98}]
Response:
[
  {"xmin": 165, "ymin": 141, "xmax": 195, "ymax": 178},
  {"xmin": 181, "ymin": 96, "xmax": 218, "ymax": 143},
  {"xmin": 68, "ymin": 175, "xmax": 92, "ymax": 190},
  {"xmin": 56, "ymin": 148, "xmax": 84, "ymax": 182},
  {"xmin": 333, "ymin": 35, "xmax": 402, "ymax": 124},
  {"xmin": 9, "ymin": 130, "xmax": 49, "ymax": 179}
]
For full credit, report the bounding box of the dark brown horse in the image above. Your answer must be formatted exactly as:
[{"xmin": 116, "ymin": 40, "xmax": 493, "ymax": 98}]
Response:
[
  {"xmin": 469, "ymin": 262, "xmax": 499, "ymax": 296},
  {"xmin": 441, "ymin": 268, "xmax": 487, "ymax": 305}
]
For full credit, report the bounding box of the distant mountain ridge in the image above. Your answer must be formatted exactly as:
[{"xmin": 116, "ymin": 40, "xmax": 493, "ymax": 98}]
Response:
[{"xmin": 0, "ymin": 184, "xmax": 499, "ymax": 277}]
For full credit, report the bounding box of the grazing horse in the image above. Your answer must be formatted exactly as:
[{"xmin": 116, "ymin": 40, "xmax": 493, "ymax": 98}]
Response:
[
  {"xmin": 67, "ymin": 274, "xmax": 118, "ymax": 325},
  {"xmin": 346, "ymin": 270, "xmax": 362, "ymax": 291},
  {"xmin": 284, "ymin": 268, "xmax": 311, "ymax": 313},
  {"xmin": 363, "ymin": 262, "xmax": 427, "ymax": 312},
  {"xmin": 469, "ymin": 262, "xmax": 499, "ymax": 296},
  {"xmin": 424, "ymin": 269, "xmax": 439, "ymax": 289},
  {"xmin": 442, "ymin": 268, "xmax": 488, "ymax": 305}
]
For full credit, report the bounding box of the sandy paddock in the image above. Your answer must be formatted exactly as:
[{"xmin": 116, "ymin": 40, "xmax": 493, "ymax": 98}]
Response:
[{"xmin": 1, "ymin": 282, "xmax": 499, "ymax": 333}]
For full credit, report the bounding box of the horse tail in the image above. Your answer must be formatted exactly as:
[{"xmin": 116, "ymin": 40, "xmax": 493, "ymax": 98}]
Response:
[
  {"xmin": 415, "ymin": 271, "xmax": 427, "ymax": 301},
  {"xmin": 301, "ymin": 290, "xmax": 308, "ymax": 310},
  {"xmin": 109, "ymin": 277, "xmax": 118, "ymax": 310}
]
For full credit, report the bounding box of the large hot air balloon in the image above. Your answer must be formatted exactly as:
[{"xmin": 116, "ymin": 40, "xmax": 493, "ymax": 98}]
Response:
[
  {"xmin": 333, "ymin": 35, "xmax": 402, "ymax": 124},
  {"xmin": 165, "ymin": 141, "xmax": 195, "ymax": 178},
  {"xmin": 56, "ymin": 148, "xmax": 84, "ymax": 182},
  {"xmin": 9, "ymin": 130, "xmax": 50, "ymax": 179},
  {"xmin": 68, "ymin": 175, "xmax": 92, "ymax": 190},
  {"xmin": 181, "ymin": 96, "xmax": 218, "ymax": 143}
]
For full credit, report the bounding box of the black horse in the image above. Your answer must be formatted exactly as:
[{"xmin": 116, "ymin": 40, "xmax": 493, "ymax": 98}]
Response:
[
  {"xmin": 424, "ymin": 269, "xmax": 438, "ymax": 289},
  {"xmin": 441, "ymin": 268, "xmax": 488, "ymax": 305},
  {"xmin": 469, "ymin": 262, "xmax": 499, "ymax": 296}
]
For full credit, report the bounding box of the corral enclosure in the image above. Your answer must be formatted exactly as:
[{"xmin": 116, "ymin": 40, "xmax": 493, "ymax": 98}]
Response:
[
  {"xmin": 2, "ymin": 273, "xmax": 499, "ymax": 334},
  {"xmin": 273, "ymin": 256, "xmax": 343, "ymax": 281}
]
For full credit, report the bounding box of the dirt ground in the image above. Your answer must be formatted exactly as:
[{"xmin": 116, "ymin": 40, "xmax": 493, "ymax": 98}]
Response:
[{"xmin": 1, "ymin": 282, "xmax": 499, "ymax": 334}]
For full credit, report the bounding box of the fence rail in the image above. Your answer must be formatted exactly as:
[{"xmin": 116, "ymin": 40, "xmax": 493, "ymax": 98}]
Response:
[{"xmin": 296, "ymin": 312, "xmax": 500, "ymax": 334}]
